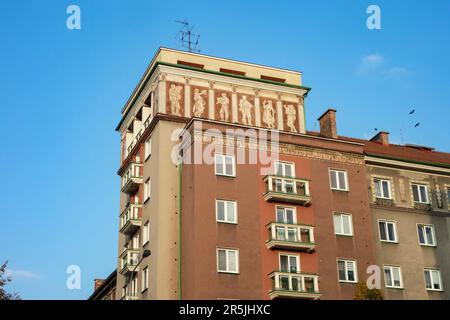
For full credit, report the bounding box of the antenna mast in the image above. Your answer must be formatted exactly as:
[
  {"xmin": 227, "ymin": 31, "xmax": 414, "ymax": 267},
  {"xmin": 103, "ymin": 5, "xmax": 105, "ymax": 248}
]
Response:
[{"xmin": 175, "ymin": 20, "xmax": 200, "ymax": 53}]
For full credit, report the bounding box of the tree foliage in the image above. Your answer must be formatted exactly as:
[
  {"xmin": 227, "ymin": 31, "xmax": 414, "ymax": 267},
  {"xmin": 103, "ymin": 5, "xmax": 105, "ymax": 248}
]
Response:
[
  {"xmin": 0, "ymin": 261, "xmax": 21, "ymax": 300},
  {"xmin": 354, "ymin": 281, "xmax": 384, "ymax": 300}
]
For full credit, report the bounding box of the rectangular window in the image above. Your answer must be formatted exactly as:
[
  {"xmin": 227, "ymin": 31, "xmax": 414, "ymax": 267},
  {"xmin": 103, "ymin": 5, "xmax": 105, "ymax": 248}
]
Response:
[
  {"xmin": 275, "ymin": 161, "xmax": 295, "ymax": 177},
  {"xmin": 142, "ymin": 221, "xmax": 149, "ymax": 245},
  {"xmin": 142, "ymin": 266, "xmax": 148, "ymax": 292},
  {"xmin": 330, "ymin": 169, "xmax": 348, "ymax": 191},
  {"xmin": 132, "ymin": 232, "xmax": 140, "ymax": 249},
  {"xmin": 374, "ymin": 178, "xmax": 392, "ymax": 199},
  {"xmin": 216, "ymin": 200, "xmax": 237, "ymax": 224},
  {"xmin": 144, "ymin": 178, "xmax": 150, "ymax": 202},
  {"xmin": 337, "ymin": 259, "xmax": 357, "ymax": 283},
  {"xmin": 424, "ymin": 269, "xmax": 443, "ymax": 291},
  {"xmin": 131, "ymin": 277, "xmax": 138, "ymax": 295},
  {"xmin": 418, "ymin": 224, "xmax": 436, "ymax": 246},
  {"xmin": 144, "ymin": 138, "xmax": 151, "ymax": 160},
  {"xmin": 215, "ymin": 154, "xmax": 235, "ymax": 177},
  {"xmin": 333, "ymin": 213, "xmax": 353, "ymax": 236},
  {"xmin": 412, "ymin": 183, "xmax": 429, "ymax": 203},
  {"xmin": 279, "ymin": 254, "xmax": 299, "ymax": 273},
  {"xmin": 276, "ymin": 207, "xmax": 296, "ymax": 224},
  {"xmin": 384, "ymin": 266, "xmax": 403, "ymax": 289},
  {"xmin": 217, "ymin": 248, "xmax": 239, "ymax": 273},
  {"xmin": 379, "ymin": 220, "xmax": 398, "ymax": 243}
]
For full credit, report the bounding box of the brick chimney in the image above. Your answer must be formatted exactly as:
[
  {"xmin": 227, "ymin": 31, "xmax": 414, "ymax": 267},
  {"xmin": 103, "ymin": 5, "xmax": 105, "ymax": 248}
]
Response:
[
  {"xmin": 370, "ymin": 131, "xmax": 390, "ymax": 146},
  {"xmin": 94, "ymin": 279, "xmax": 105, "ymax": 291},
  {"xmin": 318, "ymin": 109, "xmax": 337, "ymax": 139}
]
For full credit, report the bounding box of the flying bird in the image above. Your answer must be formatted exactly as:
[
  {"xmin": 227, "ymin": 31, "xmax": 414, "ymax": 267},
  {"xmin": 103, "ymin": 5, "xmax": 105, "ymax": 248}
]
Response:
[
  {"xmin": 409, "ymin": 109, "xmax": 415, "ymax": 115},
  {"xmin": 414, "ymin": 122, "xmax": 420, "ymax": 127},
  {"xmin": 374, "ymin": 128, "xmax": 378, "ymax": 131}
]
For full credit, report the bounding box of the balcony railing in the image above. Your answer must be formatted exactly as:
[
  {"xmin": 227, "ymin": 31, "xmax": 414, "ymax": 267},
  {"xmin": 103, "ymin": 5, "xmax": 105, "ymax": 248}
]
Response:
[
  {"xmin": 269, "ymin": 271, "xmax": 320, "ymax": 300},
  {"xmin": 119, "ymin": 249, "xmax": 139, "ymax": 275},
  {"xmin": 121, "ymin": 293, "xmax": 138, "ymax": 301},
  {"xmin": 121, "ymin": 162, "xmax": 143, "ymax": 194},
  {"xmin": 263, "ymin": 175, "xmax": 311, "ymax": 205},
  {"xmin": 120, "ymin": 203, "xmax": 142, "ymax": 235},
  {"xmin": 266, "ymin": 222, "xmax": 316, "ymax": 252}
]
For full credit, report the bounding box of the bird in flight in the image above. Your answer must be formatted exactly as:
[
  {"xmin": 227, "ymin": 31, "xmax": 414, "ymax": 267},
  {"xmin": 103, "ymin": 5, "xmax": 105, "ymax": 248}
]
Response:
[
  {"xmin": 414, "ymin": 122, "xmax": 420, "ymax": 127},
  {"xmin": 409, "ymin": 109, "xmax": 415, "ymax": 115}
]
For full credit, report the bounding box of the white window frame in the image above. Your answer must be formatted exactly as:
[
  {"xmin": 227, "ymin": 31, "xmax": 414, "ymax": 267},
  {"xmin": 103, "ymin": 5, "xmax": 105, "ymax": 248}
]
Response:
[
  {"xmin": 216, "ymin": 199, "xmax": 238, "ymax": 224},
  {"xmin": 144, "ymin": 178, "xmax": 150, "ymax": 202},
  {"xmin": 417, "ymin": 224, "xmax": 437, "ymax": 247},
  {"xmin": 329, "ymin": 169, "xmax": 349, "ymax": 191},
  {"xmin": 142, "ymin": 266, "xmax": 148, "ymax": 292},
  {"xmin": 142, "ymin": 221, "xmax": 149, "ymax": 245},
  {"xmin": 215, "ymin": 154, "xmax": 236, "ymax": 177},
  {"xmin": 378, "ymin": 220, "xmax": 398, "ymax": 243},
  {"xmin": 333, "ymin": 212, "xmax": 353, "ymax": 236},
  {"xmin": 374, "ymin": 178, "xmax": 392, "ymax": 199},
  {"xmin": 275, "ymin": 161, "xmax": 295, "ymax": 177},
  {"xmin": 424, "ymin": 269, "xmax": 443, "ymax": 291},
  {"xmin": 144, "ymin": 137, "xmax": 152, "ymax": 160},
  {"xmin": 337, "ymin": 259, "xmax": 358, "ymax": 283},
  {"xmin": 275, "ymin": 206, "xmax": 297, "ymax": 224},
  {"xmin": 216, "ymin": 248, "xmax": 239, "ymax": 274},
  {"xmin": 383, "ymin": 265, "xmax": 403, "ymax": 289},
  {"xmin": 279, "ymin": 253, "xmax": 300, "ymax": 273},
  {"xmin": 412, "ymin": 183, "xmax": 429, "ymax": 204}
]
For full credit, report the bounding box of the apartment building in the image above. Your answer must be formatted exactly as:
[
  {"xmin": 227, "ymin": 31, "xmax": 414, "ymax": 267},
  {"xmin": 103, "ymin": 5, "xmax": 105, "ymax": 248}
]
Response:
[{"xmin": 98, "ymin": 47, "xmax": 450, "ymax": 300}]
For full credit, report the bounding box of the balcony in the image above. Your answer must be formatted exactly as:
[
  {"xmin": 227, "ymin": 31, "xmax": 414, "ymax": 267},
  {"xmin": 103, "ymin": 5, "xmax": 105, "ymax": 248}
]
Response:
[
  {"xmin": 120, "ymin": 203, "xmax": 142, "ymax": 235},
  {"xmin": 263, "ymin": 175, "xmax": 311, "ymax": 206},
  {"xmin": 121, "ymin": 293, "xmax": 138, "ymax": 301},
  {"xmin": 269, "ymin": 271, "xmax": 320, "ymax": 300},
  {"xmin": 121, "ymin": 162, "xmax": 143, "ymax": 194},
  {"xmin": 266, "ymin": 222, "xmax": 316, "ymax": 252},
  {"xmin": 119, "ymin": 249, "xmax": 139, "ymax": 275}
]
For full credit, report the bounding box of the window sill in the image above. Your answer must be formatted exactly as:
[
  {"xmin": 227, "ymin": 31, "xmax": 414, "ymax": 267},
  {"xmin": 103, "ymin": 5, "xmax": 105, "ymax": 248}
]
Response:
[
  {"xmin": 143, "ymin": 241, "xmax": 149, "ymax": 247},
  {"xmin": 419, "ymin": 244, "xmax": 437, "ymax": 248},
  {"xmin": 380, "ymin": 240, "xmax": 399, "ymax": 244},
  {"xmin": 331, "ymin": 188, "xmax": 349, "ymax": 192},
  {"xmin": 339, "ymin": 280, "xmax": 357, "ymax": 284},
  {"xmin": 218, "ymin": 271, "xmax": 240, "ymax": 275},
  {"xmin": 335, "ymin": 233, "xmax": 353, "ymax": 237},
  {"xmin": 216, "ymin": 174, "xmax": 236, "ymax": 178},
  {"xmin": 141, "ymin": 288, "xmax": 148, "ymax": 294},
  {"xmin": 386, "ymin": 286, "xmax": 404, "ymax": 290},
  {"xmin": 426, "ymin": 289, "xmax": 443, "ymax": 292},
  {"xmin": 217, "ymin": 220, "xmax": 238, "ymax": 225}
]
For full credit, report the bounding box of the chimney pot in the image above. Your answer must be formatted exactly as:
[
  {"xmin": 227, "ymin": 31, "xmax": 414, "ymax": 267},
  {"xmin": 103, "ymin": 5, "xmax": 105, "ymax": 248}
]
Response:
[
  {"xmin": 94, "ymin": 279, "xmax": 105, "ymax": 291},
  {"xmin": 318, "ymin": 109, "xmax": 337, "ymax": 139},
  {"xmin": 370, "ymin": 131, "xmax": 390, "ymax": 146}
]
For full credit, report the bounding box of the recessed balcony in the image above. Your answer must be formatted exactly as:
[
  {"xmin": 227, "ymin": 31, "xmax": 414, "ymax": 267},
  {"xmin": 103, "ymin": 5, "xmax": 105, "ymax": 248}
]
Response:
[
  {"xmin": 263, "ymin": 175, "xmax": 311, "ymax": 206},
  {"xmin": 120, "ymin": 203, "xmax": 142, "ymax": 235},
  {"xmin": 121, "ymin": 162, "xmax": 143, "ymax": 194},
  {"xmin": 266, "ymin": 222, "xmax": 316, "ymax": 252},
  {"xmin": 269, "ymin": 271, "xmax": 320, "ymax": 300},
  {"xmin": 119, "ymin": 249, "xmax": 139, "ymax": 275}
]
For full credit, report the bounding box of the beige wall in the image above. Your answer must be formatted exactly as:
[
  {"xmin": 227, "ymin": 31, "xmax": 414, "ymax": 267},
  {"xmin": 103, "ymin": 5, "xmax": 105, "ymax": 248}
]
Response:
[{"xmin": 367, "ymin": 164, "xmax": 450, "ymax": 300}]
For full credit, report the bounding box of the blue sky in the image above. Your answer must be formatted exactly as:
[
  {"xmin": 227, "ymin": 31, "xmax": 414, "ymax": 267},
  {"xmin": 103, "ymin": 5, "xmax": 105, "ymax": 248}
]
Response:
[{"xmin": 0, "ymin": 0, "xmax": 449, "ymax": 299}]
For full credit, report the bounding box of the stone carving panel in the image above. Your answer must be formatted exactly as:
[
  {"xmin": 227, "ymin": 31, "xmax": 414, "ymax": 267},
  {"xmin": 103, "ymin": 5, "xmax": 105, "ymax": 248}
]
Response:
[
  {"xmin": 191, "ymin": 85, "xmax": 209, "ymax": 118},
  {"xmin": 166, "ymin": 82, "xmax": 185, "ymax": 116},
  {"xmin": 237, "ymin": 94, "xmax": 255, "ymax": 126},
  {"xmin": 260, "ymin": 98, "xmax": 277, "ymax": 129},
  {"xmin": 283, "ymin": 102, "xmax": 298, "ymax": 133},
  {"xmin": 214, "ymin": 90, "xmax": 232, "ymax": 122}
]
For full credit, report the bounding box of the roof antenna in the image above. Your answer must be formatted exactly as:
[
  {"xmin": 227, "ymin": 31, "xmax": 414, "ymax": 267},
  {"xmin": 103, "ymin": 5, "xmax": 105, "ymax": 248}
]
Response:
[{"xmin": 174, "ymin": 20, "xmax": 200, "ymax": 53}]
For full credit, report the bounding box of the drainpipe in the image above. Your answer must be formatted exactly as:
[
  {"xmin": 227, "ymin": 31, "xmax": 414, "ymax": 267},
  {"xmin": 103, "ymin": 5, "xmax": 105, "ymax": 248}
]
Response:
[{"xmin": 177, "ymin": 160, "xmax": 182, "ymax": 300}]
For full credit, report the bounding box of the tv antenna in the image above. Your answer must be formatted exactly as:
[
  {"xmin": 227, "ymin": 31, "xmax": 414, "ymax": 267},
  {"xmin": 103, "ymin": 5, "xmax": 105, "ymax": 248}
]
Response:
[{"xmin": 175, "ymin": 20, "xmax": 200, "ymax": 53}]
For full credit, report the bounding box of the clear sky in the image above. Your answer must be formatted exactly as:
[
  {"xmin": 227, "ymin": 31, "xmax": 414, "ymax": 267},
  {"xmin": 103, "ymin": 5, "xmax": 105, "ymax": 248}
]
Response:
[{"xmin": 1, "ymin": 0, "xmax": 449, "ymax": 299}]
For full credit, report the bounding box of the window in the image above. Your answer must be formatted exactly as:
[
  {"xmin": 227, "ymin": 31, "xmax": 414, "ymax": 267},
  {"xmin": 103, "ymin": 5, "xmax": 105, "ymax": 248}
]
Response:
[
  {"xmin": 276, "ymin": 207, "xmax": 296, "ymax": 224},
  {"xmin": 132, "ymin": 232, "xmax": 140, "ymax": 249},
  {"xmin": 333, "ymin": 213, "xmax": 353, "ymax": 236},
  {"xmin": 384, "ymin": 266, "xmax": 403, "ymax": 289},
  {"xmin": 424, "ymin": 269, "xmax": 443, "ymax": 291},
  {"xmin": 279, "ymin": 254, "xmax": 299, "ymax": 273},
  {"xmin": 142, "ymin": 266, "xmax": 148, "ymax": 292},
  {"xmin": 144, "ymin": 178, "xmax": 150, "ymax": 202},
  {"xmin": 275, "ymin": 161, "xmax": 294, "ymax": 177},
  {"xmin": 330, "ymin": 169, "xmax": 348, "ymax": 191},
  {"xmin": 337, "ymin": 259, "xmax": 357, "ymax": 283},
  {"xmin": 217, "ymin": 248, "xmax": 239, "ymax": 273},
  {"xmin": 215, "ymin": 154, "xmax": 235, "ymax": 177},
  {"xmin": 374, "ymin": 178, "xmax": 391, "ymax": 199},
  {"xmin": 131, "ymin": 277, "xmax": 138, "ymax": 295},
  {"xmin": 142, "ymin": 221, "xmax": 149, "ymax": 245},
  {"xmin": 418, "ymin": 224, "xmax": 436, "ymax": 246},
  {"xmin": 216, "ymin": 200, "xmax": 237, "ymax": 224},
  {"xmin": 144, "ymin": 138, "xmax": 152, "ymax": 160},
  {"xmin": 412, "ymin": 183, "xmax": 429, "ymax": 203},
  {"xmin": 378, "ymin": 220, "xmax": 398, "ymax": 243}
]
